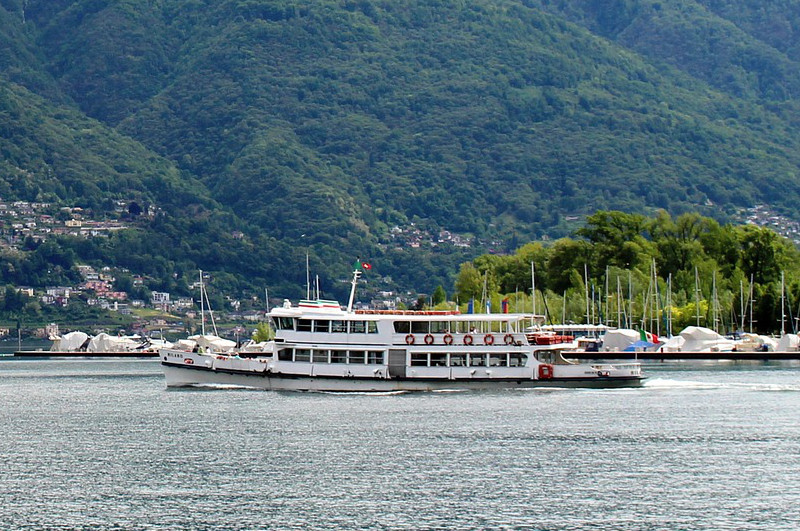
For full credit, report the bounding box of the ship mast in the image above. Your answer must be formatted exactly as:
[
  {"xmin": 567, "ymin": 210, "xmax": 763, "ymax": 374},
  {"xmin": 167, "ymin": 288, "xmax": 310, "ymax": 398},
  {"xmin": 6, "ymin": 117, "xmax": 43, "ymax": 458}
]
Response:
[{"xmin": 346, "ymin": 267, "xmax": 362, "ymax": 313}]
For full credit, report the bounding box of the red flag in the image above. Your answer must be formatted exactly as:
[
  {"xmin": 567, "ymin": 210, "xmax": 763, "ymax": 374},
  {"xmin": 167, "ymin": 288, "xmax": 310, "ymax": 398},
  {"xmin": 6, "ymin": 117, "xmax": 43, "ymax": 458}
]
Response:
[{"xmin": 362, "ymin": 262, "xmax": 372, "ymax": 270}]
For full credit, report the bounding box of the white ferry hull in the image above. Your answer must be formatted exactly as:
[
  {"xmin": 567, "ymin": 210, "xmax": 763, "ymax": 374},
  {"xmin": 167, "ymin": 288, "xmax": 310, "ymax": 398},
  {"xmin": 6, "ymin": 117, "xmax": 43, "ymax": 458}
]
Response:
[{"xmin": 161, "ymin": 360, "xmax": 644, "ymax": 391}]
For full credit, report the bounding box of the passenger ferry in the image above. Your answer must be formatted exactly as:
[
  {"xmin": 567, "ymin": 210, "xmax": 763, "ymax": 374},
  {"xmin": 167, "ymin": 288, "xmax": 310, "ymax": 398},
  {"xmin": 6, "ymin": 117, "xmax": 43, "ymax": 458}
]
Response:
[{"xmin": 160, "ymin": 269, "xmax": 643, "ymax": 391}]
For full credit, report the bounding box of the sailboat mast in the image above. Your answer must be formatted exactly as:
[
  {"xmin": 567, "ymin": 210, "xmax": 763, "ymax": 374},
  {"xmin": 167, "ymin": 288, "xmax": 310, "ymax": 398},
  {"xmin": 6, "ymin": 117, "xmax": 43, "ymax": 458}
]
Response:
[
  {"xmin": 667, "ymin": 273, "xmax": 673, "ymax": 337},
  {"xmin": 781, "ymin": 271, "xmax": 786, "ymax": 336},
  {"xmin": 749, "ymin": 274, "xmax": 754, "ymax": 333},
  {"xmin": 199, "ymin": 269, "xmax": 205, "ymax": 336},
  {"xmin": 695, "ymin": 266, "xmax": 701, "ymax": 326},
  {"xmin": 740, "ymin": 280, "xmax": 745, "ymax": 332},
  {"xmin": 712, "ymin": 271, "xmax": 718, "ymax": 333},
  {"xmin": 628, "ymin": 271, "xmax": 633, "ymax": 330},
  {"xmin": 584, "ymin": 264, "xmax": 590, "ymax": 325},
  {"xmin": 604, "ymin": 266, "xmax": 609, "ymax": 327},
  {"xmin": 616, "ymin": 275, "xmax": 622, "ymax": 328}
]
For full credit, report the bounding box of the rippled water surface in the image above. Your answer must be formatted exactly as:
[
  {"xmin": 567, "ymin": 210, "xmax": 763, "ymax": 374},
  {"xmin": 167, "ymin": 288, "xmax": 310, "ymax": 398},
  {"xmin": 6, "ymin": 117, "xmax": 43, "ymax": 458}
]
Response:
[{"xmin": 1, "ymin": 359, "xmax": 798, "ymax": 530}]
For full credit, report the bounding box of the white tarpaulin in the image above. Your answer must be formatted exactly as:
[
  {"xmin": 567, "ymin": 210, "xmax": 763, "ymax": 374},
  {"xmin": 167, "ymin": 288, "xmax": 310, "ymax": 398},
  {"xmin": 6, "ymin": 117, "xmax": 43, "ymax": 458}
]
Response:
[
  {"xmin": 87, "ymin": 333, "xmax": 143, "ymax": 352},
  {"xmin": 777, "ymin": 334, "xmax": 800, "ymax": 351},
  {"xmin": 602, "ymin": 329, "xmax": 640, "ymax": 351},
  {"xmin": 51, "ymin": 331, "xmax": 89, "ymax": 352},
  {"xmin": 665, "ymin": 326, "xmax": 736, "ymax": 352}
]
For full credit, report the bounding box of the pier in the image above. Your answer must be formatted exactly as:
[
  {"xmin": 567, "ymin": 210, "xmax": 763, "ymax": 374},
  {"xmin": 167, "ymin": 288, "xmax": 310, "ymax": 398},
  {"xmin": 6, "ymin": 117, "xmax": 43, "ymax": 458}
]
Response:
[
  {"xmin": 13, "ymin": 351, "xmax": 159, "ymax": 358},
  {"xmin": 565, "ymin": 351, "xmax": 800, "ymax": 361}
]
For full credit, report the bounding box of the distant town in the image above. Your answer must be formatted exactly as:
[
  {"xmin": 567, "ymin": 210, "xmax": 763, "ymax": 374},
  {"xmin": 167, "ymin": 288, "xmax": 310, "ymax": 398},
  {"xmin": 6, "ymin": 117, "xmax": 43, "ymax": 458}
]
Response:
[{"xmin": 2, "ymin": 198, "xmax": 799, "ymax": 342}]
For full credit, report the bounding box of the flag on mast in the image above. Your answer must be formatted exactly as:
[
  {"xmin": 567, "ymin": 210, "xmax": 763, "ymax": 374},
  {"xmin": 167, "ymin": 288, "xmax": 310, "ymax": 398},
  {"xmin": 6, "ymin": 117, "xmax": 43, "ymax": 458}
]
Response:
[{"xmin": 352, "ymin": 258, "xmax": 372, "ymax": 272}]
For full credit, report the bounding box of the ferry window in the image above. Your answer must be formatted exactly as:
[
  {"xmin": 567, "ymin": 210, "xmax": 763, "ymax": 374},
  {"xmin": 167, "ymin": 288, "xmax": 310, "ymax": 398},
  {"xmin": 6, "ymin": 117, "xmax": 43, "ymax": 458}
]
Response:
[
  {"xmin": 330, "ymin": 350, "xmax": 346, "ymax": 364},
  {"xmin": 509, "ymin": 353, "xmax": 528, "ymax": 367},
  {"xmin": 430, "ymin": 321, "xmax": 448, "ymax": 334},
  {"xmin": 469, "ymin": 353, "xmax": 486, "ymax": 367},
  {"xmin": 348, "ymin": 350, "xmax": 366, "ymax": 364},
  {"xmin": 349, "ymin": 321, "xmax": 366, "ymax": 334},
  {"xmin": 430, "ymin": 353, "xmax": 447, "ymax": 366},
  {"xmin": 489, "ymin": 354, "xmax": 508, "ymax": 367},
  {"xmin": 278, "ymin": 348, "xmax": 293, "ymax": 361},
  {"xmin": 367, "ymin": 351, "xmax": 384, "ymax": 364},
  {"xmin": 275, "ymin": 317, "xmax": 294, "ymax": 330},
  {"xmin": 411, "ymin": 321, "xmax": 428, "ymax": 334},
  {"xmin": 295, "ymin": 349, "xmax": 311, "ymax": 362},
  {"xmin": 367, "ymin": 321, "xmax": 378, "ymax": 334},
  {"xmin": 297, "ymin": 319, "xmax": 312, "ymax": 332},
  {"xmin": 314, "ymin": 320, "xmax": 331, "ymax": 333},
  {"xmin": 394, "ymin": 321, "xmax": 410, "ymax": 334},
  {"xmin": 331, "ymin": 320, "xmax": 346, "ymax": 333},
  {"xmin": 312, "ymin": 350, "xmax": 329, "ymax": 363},
  {"xmin": 410, "ymin": 352, "xmax": 428, "ymax": 366},
  {"xmin": 449, "ymin": 354, "xmax": 466, "ymax": 367}
]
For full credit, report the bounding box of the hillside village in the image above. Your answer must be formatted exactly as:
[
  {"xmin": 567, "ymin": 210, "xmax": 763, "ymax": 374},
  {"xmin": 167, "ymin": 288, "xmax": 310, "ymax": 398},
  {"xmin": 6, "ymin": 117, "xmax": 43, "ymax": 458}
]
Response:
[{"xmin": 3, "ymin": 197, "xmax": 800, "ymax": 342}]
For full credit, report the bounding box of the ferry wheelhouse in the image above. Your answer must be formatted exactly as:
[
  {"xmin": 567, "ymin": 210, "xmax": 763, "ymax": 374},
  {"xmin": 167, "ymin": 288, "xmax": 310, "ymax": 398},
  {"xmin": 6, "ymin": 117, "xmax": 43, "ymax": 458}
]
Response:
[{"xmin": 160, "ymin": 270, "xmax": 643, "ymax": 391}]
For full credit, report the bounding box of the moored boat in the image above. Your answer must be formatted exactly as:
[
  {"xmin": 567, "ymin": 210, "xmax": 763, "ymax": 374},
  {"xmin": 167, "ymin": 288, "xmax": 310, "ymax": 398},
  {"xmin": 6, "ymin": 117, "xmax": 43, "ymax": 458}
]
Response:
[{"xmin": 159, "ymin": 268, "xmax": 643, "ymax": 391}]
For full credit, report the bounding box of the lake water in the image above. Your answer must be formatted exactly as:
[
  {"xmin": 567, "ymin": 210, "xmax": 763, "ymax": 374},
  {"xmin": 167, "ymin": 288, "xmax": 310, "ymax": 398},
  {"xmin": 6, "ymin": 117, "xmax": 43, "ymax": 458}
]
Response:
[{"xmin": 0, "ymin": 358, "xmax": 798, "ymax": 530}]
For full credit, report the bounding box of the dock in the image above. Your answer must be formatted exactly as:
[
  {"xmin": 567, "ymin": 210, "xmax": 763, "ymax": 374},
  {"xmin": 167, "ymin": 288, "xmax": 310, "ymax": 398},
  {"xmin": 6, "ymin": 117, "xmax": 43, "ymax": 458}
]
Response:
[
  {"xmin": 13, "ymin": 351, "xmax": 160, "ymax": 358},
  {"xmin": 564, "ymin": 351, "xmax": 800, "ymax": 361}
]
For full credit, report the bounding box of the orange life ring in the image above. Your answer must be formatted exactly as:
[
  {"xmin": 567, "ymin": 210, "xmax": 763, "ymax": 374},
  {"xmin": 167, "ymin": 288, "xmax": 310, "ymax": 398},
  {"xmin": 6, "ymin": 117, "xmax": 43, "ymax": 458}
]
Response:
[
  {"xmin": 538, "ymin": 364, "xmax": 553, "ymax": 379},
  {"xmin": 424, "ymin": 334, "xmax": 434, "ymax": 345},
  {"xmin": 405, "ymin": 334, "xmax": 415, "ymax": 345},
  {"xmin": 484, "ymin": 334, "xmax": 495, "ymax": 345},
  {"xmin": 503, "ymin": 333, "xmax": 514, "ymax": 345},
  {"xmin": 184, "ymin": 358, "xmax": 194, "ymax": 365},
  {"xmin": 463, "ymin": 334, "xmax": 474, "ymax": 346},
  {"xmin": 443, "ymin": 333, "xmax": 454, "ymax": 345}
]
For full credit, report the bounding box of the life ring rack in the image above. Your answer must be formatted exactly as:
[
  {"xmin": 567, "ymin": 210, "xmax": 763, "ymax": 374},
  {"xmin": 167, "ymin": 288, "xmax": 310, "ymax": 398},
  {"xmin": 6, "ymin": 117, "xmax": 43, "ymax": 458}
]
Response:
[{"xmin": 484, "ymin": 333, "xmax": 495, "ymax": 345}]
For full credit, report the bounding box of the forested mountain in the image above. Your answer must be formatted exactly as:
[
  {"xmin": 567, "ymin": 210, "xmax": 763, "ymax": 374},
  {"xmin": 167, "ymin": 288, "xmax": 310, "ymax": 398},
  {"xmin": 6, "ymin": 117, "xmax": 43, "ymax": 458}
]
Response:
[{"xmin": 2, "ymin": 0, "xmax": 800, "ymax": 301}]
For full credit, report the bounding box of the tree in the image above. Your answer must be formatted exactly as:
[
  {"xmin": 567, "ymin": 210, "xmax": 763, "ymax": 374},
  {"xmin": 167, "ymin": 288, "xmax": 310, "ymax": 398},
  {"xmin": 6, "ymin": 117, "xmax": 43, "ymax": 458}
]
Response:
[
  {"xmin": 454, "ymin": 262, "xmax": 482, "ymax": 303},
  {"xmin": 432, "ymin": 285, "xmax": 447, "ymax": 305},
  {"xmin": 252, "ymin": 321, "xmax": 274, "ymax": 342}
]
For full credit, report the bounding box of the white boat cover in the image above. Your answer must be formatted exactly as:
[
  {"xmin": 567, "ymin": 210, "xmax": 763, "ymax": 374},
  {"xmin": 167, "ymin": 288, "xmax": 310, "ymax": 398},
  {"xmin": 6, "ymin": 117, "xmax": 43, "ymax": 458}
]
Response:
[
  {"xmin": 777, "ymin": 334, "xmax": 800, "ymax": 351},
  {"xmin": 87, "ymin": 333, "xmax": 143, "ymax": 353},
  {"xmin": 602, "ymin": 329, "xmax": 640, "ymax": 351},
  {"xmin": 664, "ymin": 326, "xmax": 736, "ymax": 352},
  {"xmin": 51, "ymin": 331, "xmax": 89, "ymax": 352}
]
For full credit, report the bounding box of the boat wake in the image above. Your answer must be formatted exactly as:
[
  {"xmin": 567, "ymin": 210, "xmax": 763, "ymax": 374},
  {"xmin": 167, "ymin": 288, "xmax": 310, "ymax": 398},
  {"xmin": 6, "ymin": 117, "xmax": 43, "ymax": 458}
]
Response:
[{"xmin": 644, "ymin": 378, "xmax": 800, "ymax": 392}]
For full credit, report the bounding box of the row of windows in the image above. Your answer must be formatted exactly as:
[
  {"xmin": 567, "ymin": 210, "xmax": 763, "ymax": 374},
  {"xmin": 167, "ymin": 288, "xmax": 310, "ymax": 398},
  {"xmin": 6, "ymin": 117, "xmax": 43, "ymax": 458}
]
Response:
[
  {"xmin": 277, "ymin": 348, "xmax": 385, "ymax": 364},
  {"xmin": 274, "ymin": 318, "xmax": 379, "ymax": 334},
  {"xmin": 410, "ymin": 352, "xmax": 529, "ymax": 368},
  {"xmin": 393, "ymin": 321, "xmax": 514, "ymax": 334}
]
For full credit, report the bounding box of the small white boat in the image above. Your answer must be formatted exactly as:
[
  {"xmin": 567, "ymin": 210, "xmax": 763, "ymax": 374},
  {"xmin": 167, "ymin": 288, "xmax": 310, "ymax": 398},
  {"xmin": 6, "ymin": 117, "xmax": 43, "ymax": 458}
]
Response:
[{"xmin": 159, "ymin": 269, "xmax": 643, "ymax": 391}]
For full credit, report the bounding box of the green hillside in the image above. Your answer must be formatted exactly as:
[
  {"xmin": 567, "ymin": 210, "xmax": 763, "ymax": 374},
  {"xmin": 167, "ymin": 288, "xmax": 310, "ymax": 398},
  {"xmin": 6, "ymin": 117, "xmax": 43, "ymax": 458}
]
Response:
[{"xmin": 2, "ymin": 0, "xmax": 800, "ymax": 300}]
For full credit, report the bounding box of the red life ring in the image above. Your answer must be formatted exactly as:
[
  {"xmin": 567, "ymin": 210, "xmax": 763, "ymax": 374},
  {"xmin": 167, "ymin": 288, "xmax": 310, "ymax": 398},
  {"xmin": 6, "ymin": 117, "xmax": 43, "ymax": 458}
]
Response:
[
  {"xmin": 463, "ymin": 334, "xmax": 474, "ymax": 346},
  {"xmin": 424, "ymin": 334, "xmax": 434, "ymax": 345},
  {"xmin": 484, "ymin": 334, "xmax": 495, "ymax": 345},
  {"xmin": 503, "ymin": 334, "xmax": 514, "ymax": 345},
  {"xmin": 405, "ymin": 334, "xmax": 415, "ymax": 345},
  {"xmin": 538, "ymin": 364, "xmax": 553, "ymax": 379},
  {"xmin": 184, "ymin": 358, "xmax": 194, "ymax": 365},
  {"xmin": 443, "ymin": 333, "xmax": 454, "ymax": 345}
]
